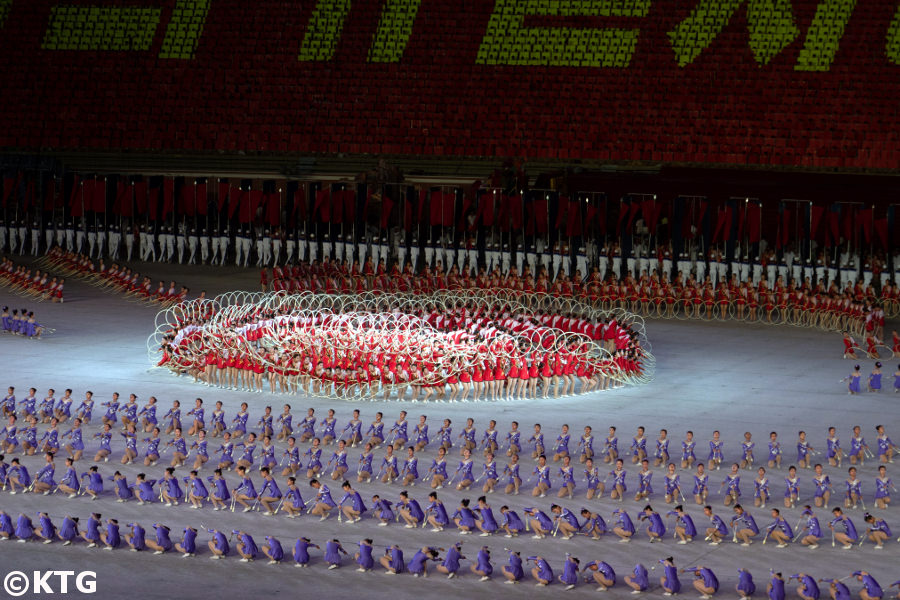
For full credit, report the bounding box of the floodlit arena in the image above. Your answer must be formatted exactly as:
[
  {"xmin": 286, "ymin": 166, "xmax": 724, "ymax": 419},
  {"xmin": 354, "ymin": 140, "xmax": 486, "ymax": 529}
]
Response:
[{"xmin": 2, "ymin": 1, "xmax": 900, "ymax": 599}]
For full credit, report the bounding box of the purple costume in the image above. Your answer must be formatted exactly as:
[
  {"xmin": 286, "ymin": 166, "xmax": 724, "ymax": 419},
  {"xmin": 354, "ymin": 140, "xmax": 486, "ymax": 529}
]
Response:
[
  {"xmin": 441, "ymin": 544, "xmax": 462, "ymax": 573},
  {"xmin": 661, "ymin": 562, "xmax": 681, "ymax": 593},
  {"xmin": 738, "ymin": 569, "xmax": 756, "ymax": 595},
  {"xmin": 293, "ymin": 538, "xmax": 313, "ymax": 565},
  {"xmin": 265, "ymin": 536, "xmax": 283, "ymax": 561},
  {"xmin": 630, "ymin": 564, "xmax": 649, "ymax": 591},
  {"xmin": 383, "ymin": 545, "xmax": 404, "ymax": 572},
  {"xmin": 15, "ymin": 514, "xmax": 34, "ymax": 540},
  {"xmin": 530, "ymin": 557, "xmax": 553, "ymax": 582},
  {"xmin": 793, "ymin": 574, "xmax": 819, "ymax": 600},
  {"xmin": 59, "ymin": 517, "xmax": 78, "ymax": 542}
]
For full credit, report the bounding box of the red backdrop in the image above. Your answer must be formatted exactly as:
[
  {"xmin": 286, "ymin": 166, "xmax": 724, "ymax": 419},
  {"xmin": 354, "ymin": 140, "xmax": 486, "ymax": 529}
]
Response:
[{"xmin": 1, "ymin": 0, "xmax": 899, "ymax": 169}]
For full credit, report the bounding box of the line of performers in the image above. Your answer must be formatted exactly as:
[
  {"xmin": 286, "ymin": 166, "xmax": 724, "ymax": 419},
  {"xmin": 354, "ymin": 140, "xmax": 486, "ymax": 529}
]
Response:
[
  {"xmin": 259, "ymin": 256, "xmax": 894, "ymax": 338},
  {"xmin": 1, "ymin": 434, "xmax": 896, "ymax": 520},
  {"xmin": 1, "ymin": 306, "xmax": 44, "ymax": 338},
  {"xmin": 154, "ymin": 291, "xmax": 648, "ymax": 400},
  {"xmin": 3, "ymin": 438, "xmax": 897, "ymax": 552},
  {"xmin": 2, "ymin": 509, "xmax": 896, "ymax": 597},
  {"xmin": 2, "ymin": 390, "xmax": 897, "ymax": 511},
  {"xmin": 842, "ymin": 334, "xmax": 900, "ymax": 361},
  {"xmin": 842, "ymin": 363, "xmax": 900, "ymax": 394},
  {"xmin": 14, "ymin": 237, "xmax": 900, "ymax": 348},
  {"xmin": 36, "ymin": 247, "xmax": 192, "ymax": 307},
  {"xmin": 9, "ymin": 211, "xmax": 900, "ymax": 297},
  {"xmin": 0, "ymin": 257, "xmax": 65, "ymax": 302}
]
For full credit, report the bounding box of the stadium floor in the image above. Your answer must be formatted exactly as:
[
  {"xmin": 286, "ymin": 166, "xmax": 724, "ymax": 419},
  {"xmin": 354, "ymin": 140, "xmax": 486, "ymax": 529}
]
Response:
[{"xmin": 1, "ymin": 258, "xmax": 897, "ymax": 599}]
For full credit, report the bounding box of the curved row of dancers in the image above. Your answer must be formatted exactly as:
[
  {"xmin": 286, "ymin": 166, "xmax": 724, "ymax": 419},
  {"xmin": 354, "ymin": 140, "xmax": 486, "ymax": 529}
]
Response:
[
  {"xmin": 160, "ymin": 333, "xmax": 641, "ymax": 401},
  {"xmin": 151, "ymin": 290, "xmax": 652, "ymax": 400},
  {"xmin": 19, "ymin": 238, "xmax": 900, "ymax": 346},
  {"xmin": 1, "ymin": 306, "xmax": 45, "ymax": 338},
  {"xmin": 36, "ymin": 247, "xmax": 192, "ymax": 307},
  {"xmin": 842, "ymin": 364, "xmax": 900, "ymax": 394},
  {"xmin": 842, "ymin": 333, "xmax": 900, "ymax": 361},
  {"xmin": 2, "ymin": 510, "xmax": 896, "ymax": 598},
  {"xmin": 0, "ymin": 257, "xmax": 64, "ymax": 302},
  {"xmin": 258, "ymin": 257, "xmax": 895, "ymax": 337}
]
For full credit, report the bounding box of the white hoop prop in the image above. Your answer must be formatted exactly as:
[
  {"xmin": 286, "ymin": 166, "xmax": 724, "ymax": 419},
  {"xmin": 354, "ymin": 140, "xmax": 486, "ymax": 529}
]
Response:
[{"xmin": 149, "ymin": 290, "xmax": 655, "ymax": 399}]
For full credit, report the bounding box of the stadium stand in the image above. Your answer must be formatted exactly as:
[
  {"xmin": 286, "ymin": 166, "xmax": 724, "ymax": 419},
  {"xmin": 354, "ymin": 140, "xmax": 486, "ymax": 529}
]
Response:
[{"xmin": 0, "ymin": 0, "xmax": 898, "ymax": 169}]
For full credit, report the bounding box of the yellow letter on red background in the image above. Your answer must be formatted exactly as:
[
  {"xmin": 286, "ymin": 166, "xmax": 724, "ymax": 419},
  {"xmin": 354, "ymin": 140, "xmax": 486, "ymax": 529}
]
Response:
[{"xmin": 476, "ymin": 0, "xmax": 651, "ymax": 68}]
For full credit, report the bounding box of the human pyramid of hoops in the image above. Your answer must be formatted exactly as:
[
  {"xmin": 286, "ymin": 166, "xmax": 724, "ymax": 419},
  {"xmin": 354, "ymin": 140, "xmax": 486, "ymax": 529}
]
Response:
[{"xmin": 1, "ymin": 385, "xmax": 899, "ymax": 595}]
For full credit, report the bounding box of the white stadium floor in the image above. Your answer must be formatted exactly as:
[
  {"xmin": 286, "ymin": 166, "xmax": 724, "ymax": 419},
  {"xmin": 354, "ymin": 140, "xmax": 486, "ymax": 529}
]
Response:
[{"xmin": 1, "ymin": 258, "xmax": 898, "ymax": 599}]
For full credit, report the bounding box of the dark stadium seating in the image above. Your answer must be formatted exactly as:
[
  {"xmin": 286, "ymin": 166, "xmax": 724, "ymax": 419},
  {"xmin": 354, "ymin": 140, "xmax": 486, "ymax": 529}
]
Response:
[{"xmin": 0, "ymin": 0, "xmax": 898, "ymax": 170}]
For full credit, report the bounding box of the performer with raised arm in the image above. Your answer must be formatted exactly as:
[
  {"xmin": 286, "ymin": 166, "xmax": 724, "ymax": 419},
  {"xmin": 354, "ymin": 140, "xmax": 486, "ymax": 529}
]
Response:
[
  {"xmin": 657, "ymin": 557, "xmax": 681, "ymax": 596},
  {"xmin": 611, "ymin": 507, "xmax": 636, "ymax": 543},
  {"xmin": 205, "ymin": 468, "xmax": 229, "ymax": 511}
]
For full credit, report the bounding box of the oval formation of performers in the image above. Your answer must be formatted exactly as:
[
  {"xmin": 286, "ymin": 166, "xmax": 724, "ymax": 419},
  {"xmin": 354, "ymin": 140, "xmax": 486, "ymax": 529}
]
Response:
[
  {"xmin": 264, "ymin": 262, "xmax": 894, "ymax": 340},
  {"xmin": 149, "ymin": 291, "xmax": 654, "ymax": 400}
]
